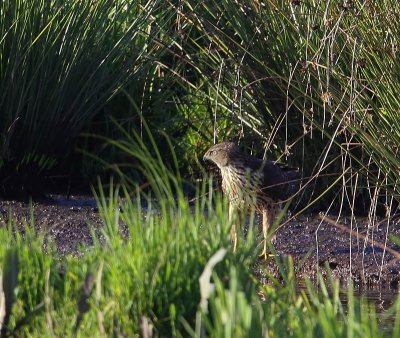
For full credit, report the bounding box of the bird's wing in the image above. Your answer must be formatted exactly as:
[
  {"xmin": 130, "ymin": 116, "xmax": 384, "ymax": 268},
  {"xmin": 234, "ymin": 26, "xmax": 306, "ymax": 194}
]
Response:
[{"xmin": 260, "ymin": 160, "xmax": 300, "ymax": 200}]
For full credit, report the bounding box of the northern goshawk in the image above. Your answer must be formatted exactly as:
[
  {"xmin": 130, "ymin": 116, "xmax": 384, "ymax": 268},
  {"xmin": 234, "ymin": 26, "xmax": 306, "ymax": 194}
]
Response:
[{"xmin": 203, "ymin": 141, "xmax": 300, "ymax": 258}]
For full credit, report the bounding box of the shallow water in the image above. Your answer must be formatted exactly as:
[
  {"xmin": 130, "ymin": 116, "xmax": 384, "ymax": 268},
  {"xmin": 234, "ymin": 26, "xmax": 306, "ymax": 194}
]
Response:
[
  {"xmin": 51, "ymin": 194, "xmax": 98, "ymax": 208},
  {"xmin": 51, "ymin": 195, "xmax": 400, "ymax": 312},
  {"xmin": 3, "ymin": 194, "xmax": 400, "ymax": 331},
  {"xmin": 298, "ymin": 282, "xmax": 399, "ymax": 311},
  {"xmin": 353, "ymin": 286, "xmax": 399, "ymax": 311}
]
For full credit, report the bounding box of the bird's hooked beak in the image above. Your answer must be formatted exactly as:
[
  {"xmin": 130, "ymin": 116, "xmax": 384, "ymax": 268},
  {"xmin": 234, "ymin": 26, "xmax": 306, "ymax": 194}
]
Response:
[{"xmin": 203, "ymin": 150, "xmax": 211, "ymax": 162}]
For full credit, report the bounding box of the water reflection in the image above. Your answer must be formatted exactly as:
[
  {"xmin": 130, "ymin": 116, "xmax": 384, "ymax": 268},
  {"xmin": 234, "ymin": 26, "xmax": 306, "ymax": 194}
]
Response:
[
  {"xmin": 295, "ymin": 281, "xmax": 400, "ymax": 333},
  {"xmin": 296, "ymin": 281, "xmax": 399, "ymax": 311}
]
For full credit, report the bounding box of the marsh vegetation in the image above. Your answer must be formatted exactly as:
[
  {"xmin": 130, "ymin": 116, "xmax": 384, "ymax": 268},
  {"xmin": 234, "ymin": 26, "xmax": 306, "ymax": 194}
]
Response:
[{"xmin": 0, "ymin": 0, "xmax": 399, "ymax": 336}]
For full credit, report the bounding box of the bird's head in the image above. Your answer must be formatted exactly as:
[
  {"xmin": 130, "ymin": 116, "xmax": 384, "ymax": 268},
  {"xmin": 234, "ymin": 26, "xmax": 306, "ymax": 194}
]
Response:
[{"xmin": 203, "ymin": 142, "xmax": 240, "ymax": 168}]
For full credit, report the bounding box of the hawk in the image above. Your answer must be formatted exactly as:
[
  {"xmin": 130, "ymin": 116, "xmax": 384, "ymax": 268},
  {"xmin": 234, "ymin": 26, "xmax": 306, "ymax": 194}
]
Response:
[{"xmin": 203, "ymin": 141, "xmax": 300, "ymax": 258}]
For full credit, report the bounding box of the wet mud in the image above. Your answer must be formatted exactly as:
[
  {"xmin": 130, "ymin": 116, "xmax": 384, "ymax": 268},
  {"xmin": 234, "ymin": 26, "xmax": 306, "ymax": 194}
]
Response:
[
  {"xmin": 262, "ymin": 214, "xmax": 400, "ymax": 288},
  {"xmin": 1, "ymin": 197, "xmax": 400, "ymax": 288},
  {"xmin": 0, "ymin": 197, "xmax": 101, "ymax": 256}
]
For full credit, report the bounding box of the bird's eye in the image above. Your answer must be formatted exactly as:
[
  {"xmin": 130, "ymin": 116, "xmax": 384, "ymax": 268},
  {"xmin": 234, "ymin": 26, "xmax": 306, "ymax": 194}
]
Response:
[{"xmin": 211, "ymin": 150, "xmax": 217, "ymax": 155}]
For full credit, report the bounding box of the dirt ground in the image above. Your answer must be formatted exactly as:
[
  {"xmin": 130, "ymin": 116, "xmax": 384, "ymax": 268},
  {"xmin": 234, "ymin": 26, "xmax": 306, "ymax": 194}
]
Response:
[
  {"xmin": 1, "ymin": 196, "xmax": 400, "ymax": 288},
  {"xmin": 0, "ymin": 197, "xmax": 101, "ymax": 256},
  {"xmin": 263, "ymin": 213, "xmax": 400, "ymax": 288}
]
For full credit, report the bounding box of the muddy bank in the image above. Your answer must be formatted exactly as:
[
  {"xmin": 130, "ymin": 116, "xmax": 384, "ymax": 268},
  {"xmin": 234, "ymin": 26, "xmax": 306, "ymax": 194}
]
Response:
[
  {"xmin": 0, "ymin": 196, "xmax": 101, "ymax": 255},
  {"xmin": 1, "ymin": 197, "xmax": 400, "ymax": 287},
  {"xmin": 262, "ymin": 214, "xmax": 400, "ymax": 288}
]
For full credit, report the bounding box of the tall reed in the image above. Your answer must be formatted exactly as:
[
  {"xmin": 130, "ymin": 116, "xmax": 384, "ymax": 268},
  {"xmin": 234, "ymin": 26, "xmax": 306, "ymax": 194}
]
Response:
[{"xmin": 0, "ymin": 0, "xmax": 170, "ymax": 191}]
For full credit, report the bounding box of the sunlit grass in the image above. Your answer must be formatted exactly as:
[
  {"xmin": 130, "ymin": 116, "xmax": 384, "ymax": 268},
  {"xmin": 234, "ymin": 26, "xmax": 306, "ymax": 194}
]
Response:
[
  {"xmin": 1, "ymin": 177, "xmax": 399, "ymax": 336},
  {"xmin": 2, "ymin": 127, "xmax": 399, "ymax": 336},
  {"xmin": 1, "ymin": 0, "xmax": 400, "ymax": 335}
]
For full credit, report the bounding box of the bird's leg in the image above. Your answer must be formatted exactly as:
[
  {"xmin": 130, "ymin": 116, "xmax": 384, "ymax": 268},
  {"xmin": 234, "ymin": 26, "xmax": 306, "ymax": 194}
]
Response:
[
  {"xmin": 269, "ymin": 205, "xmax": 277, "ymax": 244},
  {"xmin": 229, "ymin": 203, "xmax": 237, "ymax": 252},
  {"xmin": 260, "ymin": 205, "xmax": 278, "ymax": 259},
  {"xmin": 259, "ymin": 209, "xmax": 269, "ymax": 260}
]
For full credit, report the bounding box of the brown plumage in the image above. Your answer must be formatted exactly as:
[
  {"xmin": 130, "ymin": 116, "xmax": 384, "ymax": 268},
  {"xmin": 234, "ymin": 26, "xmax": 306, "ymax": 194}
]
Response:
[{"xmin": 203, "ymin": 141, "xmax": 300, "ymax": 258}]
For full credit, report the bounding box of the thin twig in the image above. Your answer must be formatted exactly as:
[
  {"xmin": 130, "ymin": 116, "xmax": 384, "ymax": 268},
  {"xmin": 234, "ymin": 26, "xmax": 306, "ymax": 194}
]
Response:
[{"xmin": 319, "ymin": 214, "xmax": 400, "ymax": 263}]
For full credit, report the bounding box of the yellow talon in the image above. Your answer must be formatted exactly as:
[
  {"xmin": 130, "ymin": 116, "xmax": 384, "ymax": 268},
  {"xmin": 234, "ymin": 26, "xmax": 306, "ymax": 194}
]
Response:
[
  {"xmin": 259, "ymin": 240, "xmax": 275, "ymax": 260},
  {"xmin": 259, "ymin": 250, "xmax": 267, "ymax": 260}
]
